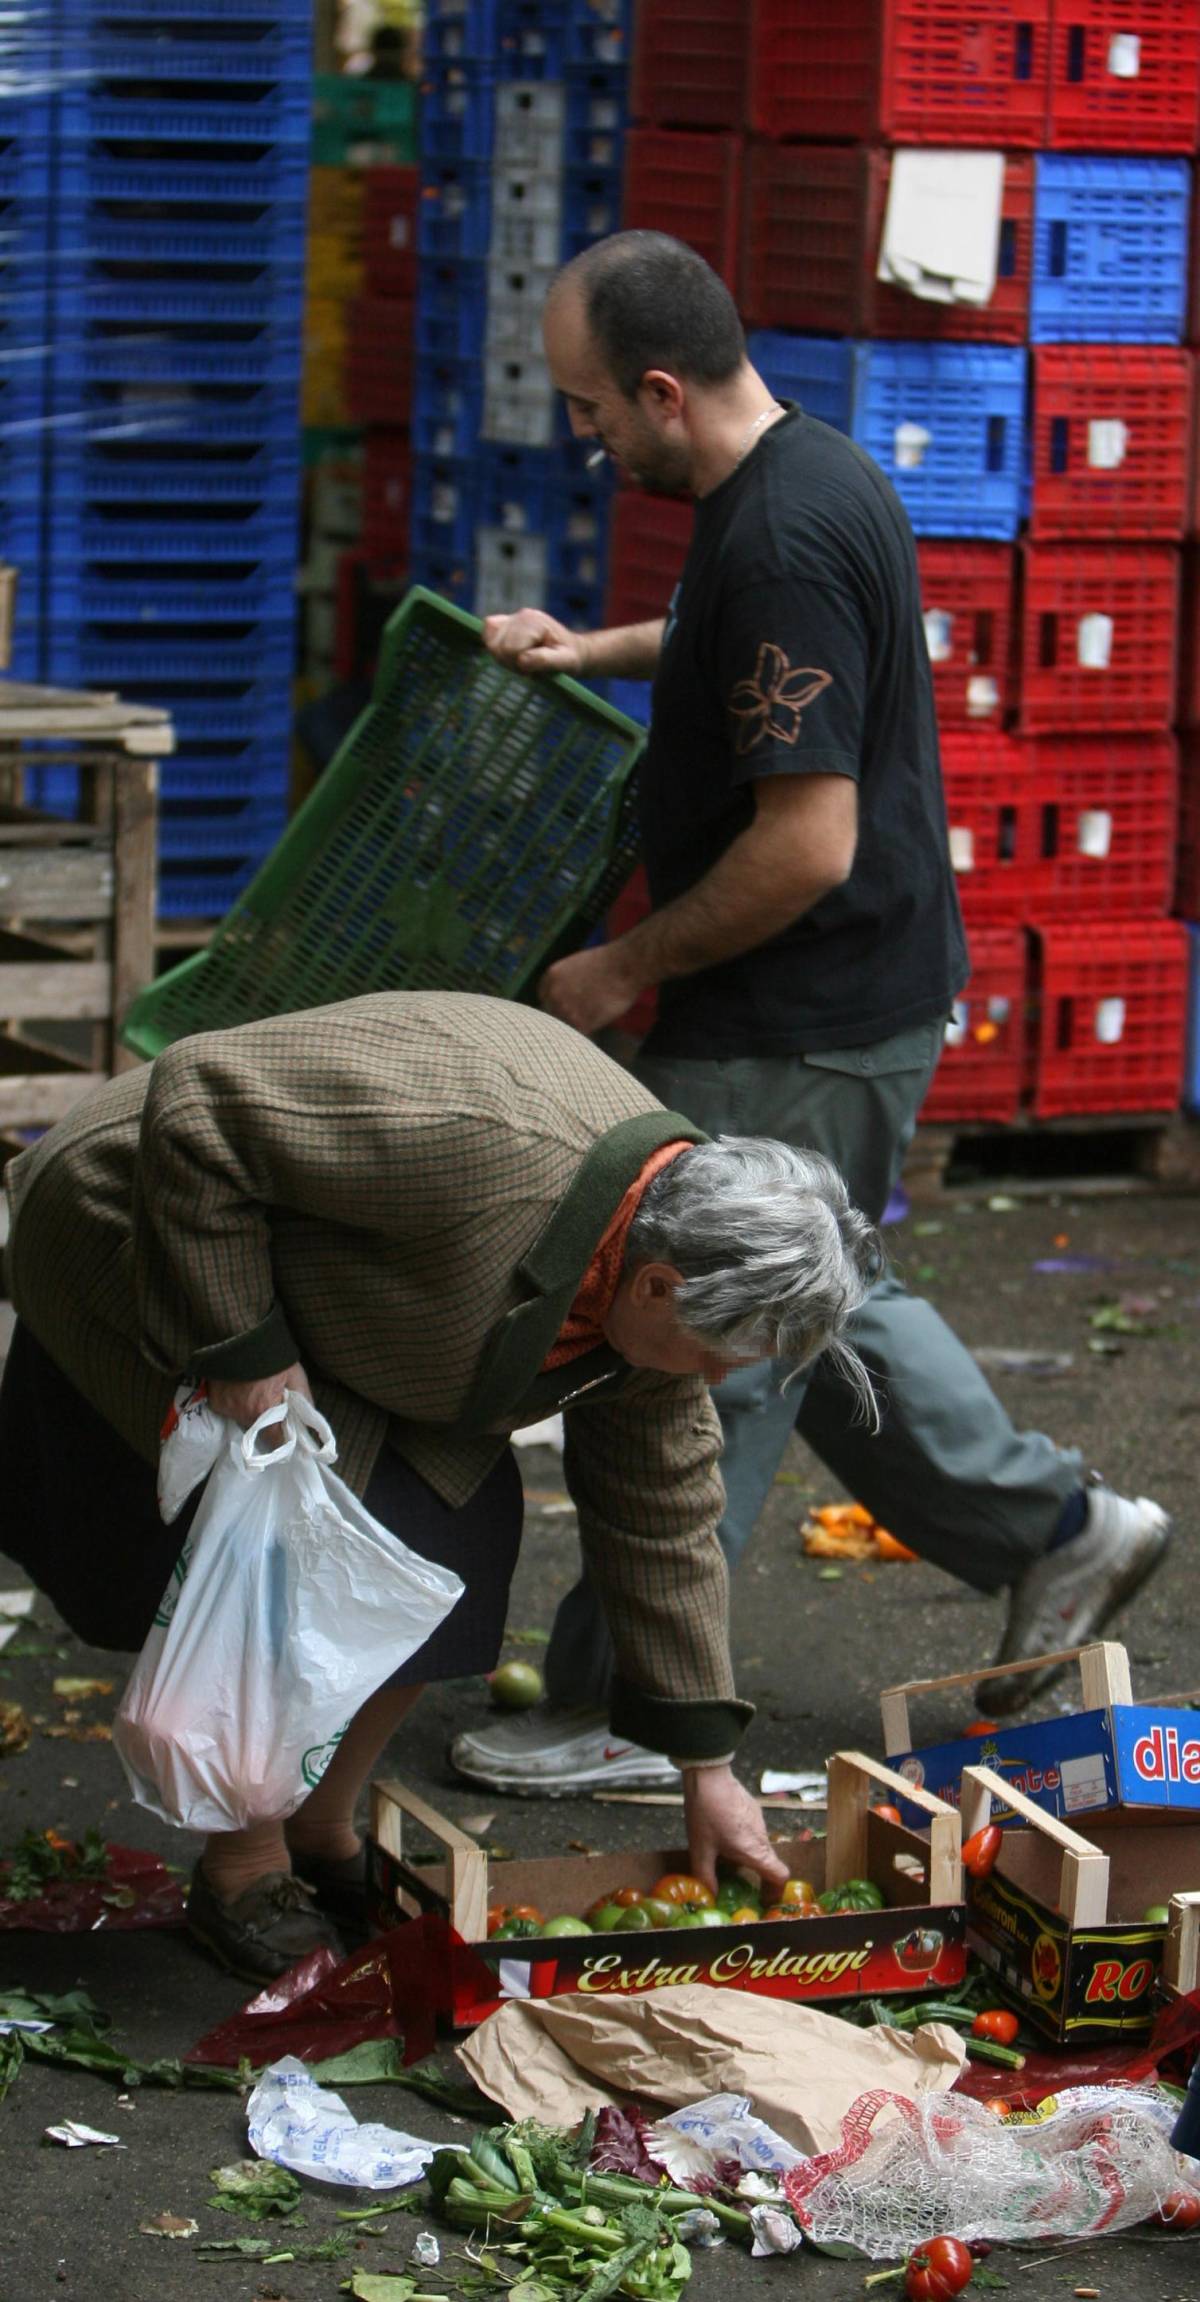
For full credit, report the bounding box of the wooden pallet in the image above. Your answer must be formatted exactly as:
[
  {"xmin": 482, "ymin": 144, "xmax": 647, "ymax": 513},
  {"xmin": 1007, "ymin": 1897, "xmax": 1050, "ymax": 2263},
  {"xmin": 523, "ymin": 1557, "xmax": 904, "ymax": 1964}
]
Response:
[{"xmin": 905, "ymin": 1109, "xmax": 1200, "ymax": 1201}]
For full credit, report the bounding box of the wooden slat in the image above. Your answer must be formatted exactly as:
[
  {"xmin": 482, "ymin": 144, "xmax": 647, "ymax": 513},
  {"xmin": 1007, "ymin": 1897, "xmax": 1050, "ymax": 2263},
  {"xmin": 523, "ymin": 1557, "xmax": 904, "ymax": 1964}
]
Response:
[
  {"xmin": 0, "ymin": 849, "xmax": 114, "ymax": 919},
  {"xmin": 0, "ymin": 1073, "xmax": 104, "ymax": 1124},
  {"xmin": 0, "ymin": 962, "xmax": 111, "ymax": 1019},
  {"xmin": 112, "ymin": 754, "xmax": 156, "ymax": 1065}
]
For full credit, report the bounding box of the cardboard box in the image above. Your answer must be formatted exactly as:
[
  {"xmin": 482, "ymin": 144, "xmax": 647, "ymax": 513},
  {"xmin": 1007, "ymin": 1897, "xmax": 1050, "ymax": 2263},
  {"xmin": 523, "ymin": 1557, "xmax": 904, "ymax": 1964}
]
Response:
[
  {"xmin": 881, "ymin": 1641, "xmax": 1200, "ymax": 1827},
  {"xmin": 962, "ymin": 1762, "xmax": 1200, "ymax": 2043},
  {"xmin": 367, "ymin": 1752, "xmax": 966, "ymax": 2032}
]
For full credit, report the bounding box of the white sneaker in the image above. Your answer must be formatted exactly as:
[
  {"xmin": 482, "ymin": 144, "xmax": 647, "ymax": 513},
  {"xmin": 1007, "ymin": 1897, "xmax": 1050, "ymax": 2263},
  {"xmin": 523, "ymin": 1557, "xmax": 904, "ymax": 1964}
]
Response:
[
  {"xmin": 974, "ymin": 1487, "xmax": 1171, "ymax": 1718},
  {"xmin": 448, "ymin": 1706, "xmax": 682, "ymax": 1796}
]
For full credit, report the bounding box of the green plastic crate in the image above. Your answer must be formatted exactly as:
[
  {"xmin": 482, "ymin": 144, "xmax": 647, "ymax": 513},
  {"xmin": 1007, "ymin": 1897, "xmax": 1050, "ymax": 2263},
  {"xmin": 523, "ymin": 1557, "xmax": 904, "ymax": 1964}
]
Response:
[
  {"xmin": 122, "ymin": 588, "xmax": 646, "ymax": 1059},
  {"xmin": 311, "ymin": 73, "xmax": 419, "ymax": 165}
]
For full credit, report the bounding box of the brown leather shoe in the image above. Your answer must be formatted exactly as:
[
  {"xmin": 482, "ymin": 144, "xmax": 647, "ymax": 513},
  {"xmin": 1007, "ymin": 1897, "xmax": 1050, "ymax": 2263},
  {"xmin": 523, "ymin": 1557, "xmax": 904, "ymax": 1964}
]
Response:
[
  {"xmin": 289, "ymin": 1846, "xmax": 371, "ymax": 1948},
  {"xmin": 185, "ymin": 1864, "xmax": 346, "ymax": 1985}
]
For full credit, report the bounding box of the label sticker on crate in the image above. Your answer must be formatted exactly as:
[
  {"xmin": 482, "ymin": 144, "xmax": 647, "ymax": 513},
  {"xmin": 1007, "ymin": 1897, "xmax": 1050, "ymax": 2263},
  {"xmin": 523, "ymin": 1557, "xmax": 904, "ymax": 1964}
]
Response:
[
  {"xmin": 1095, "ymin": 996, "xmax": 1126, "ymax": 1043},
  {"xmin": 948, "ymin": 824, "xmax": 975, "ymax": 871},
  {"xmin": 1086, "ymin": 419, "xmax": 1128, "ymax": 469},
  {"xmin": 968, "ymin": 674, "xmax": 1000, "ymax": 716},
  {"xmin": 1076, "ymin": 808, "xmax": 1112, "ymax": 858},
  {"xmin": 1077, "ymin": 612, "xmax": 1113, "ymax": 667},
  {"xmin": 894, "ymin": 420, "xmax": 932, "ymax": 468},
  {"xmin": 1107, "ymin": 34, "xmax": 1141, "ymax": 78},
  {"xmin": 924, "ymin": 608, "xmax": 954, "ymax": 661}
]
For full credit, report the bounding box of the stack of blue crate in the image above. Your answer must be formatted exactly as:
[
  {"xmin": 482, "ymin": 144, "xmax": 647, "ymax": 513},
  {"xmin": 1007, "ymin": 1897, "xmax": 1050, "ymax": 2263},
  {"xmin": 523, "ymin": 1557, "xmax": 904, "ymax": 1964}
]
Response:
[
  {"xmin": 0, "ymin": 6, "xmax": 54, "ymax": 676},
  {"xmin": 411, "ymin": 0, "xmax": 630, "ymax": 627},
  {"xmin": 43, "ymin": 0, "xmax": 310, "ymax": 918}
]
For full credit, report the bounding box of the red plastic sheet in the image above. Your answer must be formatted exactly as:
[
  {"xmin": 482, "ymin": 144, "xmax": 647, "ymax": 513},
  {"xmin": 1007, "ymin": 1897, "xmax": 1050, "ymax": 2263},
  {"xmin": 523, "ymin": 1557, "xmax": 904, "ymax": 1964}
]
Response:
[
  {"xmin": 954, "ymin": 1992, "xmax": 1200, "ymax": 2107},
  {"xmin": 185, "ymin": 1915, "xmax": 485, "ymax": 2070},
  {"xmin": 0, "ymin": 1842, "xmax": 185, "ymax": 1932}
]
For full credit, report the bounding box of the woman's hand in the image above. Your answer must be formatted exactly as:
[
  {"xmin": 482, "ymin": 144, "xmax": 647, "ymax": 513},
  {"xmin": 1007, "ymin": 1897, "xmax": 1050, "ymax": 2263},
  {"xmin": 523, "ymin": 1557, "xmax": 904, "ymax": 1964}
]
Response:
[
  {"xmin": 682, "ymin": 1764, "xmax": 790, "ymax": 1899},
  {"xmin": 206, "ymin": 1361, "xmax": 312, "ymax": 1441}
]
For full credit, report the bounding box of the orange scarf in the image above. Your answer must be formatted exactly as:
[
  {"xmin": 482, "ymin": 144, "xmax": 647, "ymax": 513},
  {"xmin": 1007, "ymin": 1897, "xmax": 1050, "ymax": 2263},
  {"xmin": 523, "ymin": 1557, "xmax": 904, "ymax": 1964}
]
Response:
[{"xmin": 542, "ymin": 1140, "xmax": 693, "ymax": 1369}]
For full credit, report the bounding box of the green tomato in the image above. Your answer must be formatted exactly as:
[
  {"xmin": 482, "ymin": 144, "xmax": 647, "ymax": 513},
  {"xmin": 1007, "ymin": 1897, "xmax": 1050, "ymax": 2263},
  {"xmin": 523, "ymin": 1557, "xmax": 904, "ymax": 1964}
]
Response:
[
  {"xmin": 489, "ymin": 1660, "xmax": 545, "ymax": 1711},
  {"xmin": 640, "ymin": 1896, "xmax": 677, "ymax": 1930},
  {"xmin": 542, "ymin": 1914, "xmax": 591, "ymax": 1937},
  {"xmin": 817, "ymin": 1878, "xmax": 885, "ymax": 1914},
  {"xmin": 589, "ymin": 1900, "xmax": 654, "ymax": 1932},
  {"xmin": 492, "ymin": 1916, "xmax": 542, "ymax": 1939},
  {"xmin": 1143, "ymin": 1904, "xmax": 1171, "ymax": 1925},
  {"xmin": 715, "ymin": 1877, "xmax": 759, "ymax": 1914},
  {"xmin": 673, "ymin": 1906, "xmax": 725, "ymax": 1929}
]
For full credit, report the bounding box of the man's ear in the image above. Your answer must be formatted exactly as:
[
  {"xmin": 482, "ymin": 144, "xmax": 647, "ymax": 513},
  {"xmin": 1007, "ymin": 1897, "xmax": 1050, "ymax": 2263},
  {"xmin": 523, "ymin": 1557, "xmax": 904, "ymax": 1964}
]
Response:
[{"xmin": 638, "ymin": 367, "xmax": 685, "ymax": 421}]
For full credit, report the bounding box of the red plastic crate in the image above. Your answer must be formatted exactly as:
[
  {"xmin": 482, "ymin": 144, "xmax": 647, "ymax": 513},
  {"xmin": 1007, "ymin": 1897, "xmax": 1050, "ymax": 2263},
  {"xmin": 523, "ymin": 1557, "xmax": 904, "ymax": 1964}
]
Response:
[
  {"xmin": 739, "ymin": 146, "xmax": 1032, "ymax": 342},
  {"xmin": 1178, "ymin": 541, "xmax": 1200, "ymax": 728},
  {"xmin": 920, "ymin": 927, "xmax": 1027, "ymax": 1123},
  {"xmin": 1016, "ymin": 543, "xmax": 1179, "ymax": 733},
  {"xmin": 334, "ymin": 550, "xmax": 409, "ymax": 684},
  {"xmin": 747, "ymin": 0, "xmax": 1052, "ymax": 146},
  {"xmin": 1029, "ymin": 349, "xmax": 1192, "ymax": 541},
  {"xmin": 918, "ymin": 543, "xmax": 1015, "ymax": 729},
  {"xmin": 1046, "ymin": 1, "xmax": 1200, "ymax": 153},
  {"xmin": 605, "ymin": 488, "xmax": 695, "ymax": 626},
  {"xmin": 630, "ymin": 0, "xmax": 748, "ymax": 128},
  {"xmin": 1031, "ymin": 919, "xmax": 1188, "ymax": 1116},
  {"xmin": 362, "ymin": 429, "xmax": 412, "ymax": 555},
  {"xmin": 345, "ymin": 299, "xmax": 416, "ymax": 426},
  {"xmin": 363, "ymin": 166, "xmax": 420, "ymax": 297},
  {"xmin": 1024, "ymin": 733, "xmax": 1177, "ymax": 922},
  {"xmin": 940, "ymin": 730, "xmax": 1035, "ymax": 924},
  {"xmin": 1177, "ymin": 732, "xmax": 1200, "ymax": 919},
  {"xmin": 623, "ymin": 127, "xmax": 742, "ymax": 288}
]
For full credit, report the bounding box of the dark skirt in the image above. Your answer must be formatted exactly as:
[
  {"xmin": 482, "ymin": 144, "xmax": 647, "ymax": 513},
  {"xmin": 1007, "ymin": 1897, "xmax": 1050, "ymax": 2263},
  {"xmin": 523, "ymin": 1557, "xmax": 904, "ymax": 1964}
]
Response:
[{"xmin": 0, "ymin": 1320, "xmax": 523, "ymax": 1682}]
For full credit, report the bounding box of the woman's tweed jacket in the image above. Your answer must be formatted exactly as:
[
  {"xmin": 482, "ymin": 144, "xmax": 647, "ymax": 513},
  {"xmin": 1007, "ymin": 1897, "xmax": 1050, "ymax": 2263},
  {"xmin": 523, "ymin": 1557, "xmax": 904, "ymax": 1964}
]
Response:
[{"xmin": 4, "ymin": 991, "xmax": 751, "ymax": 1758}]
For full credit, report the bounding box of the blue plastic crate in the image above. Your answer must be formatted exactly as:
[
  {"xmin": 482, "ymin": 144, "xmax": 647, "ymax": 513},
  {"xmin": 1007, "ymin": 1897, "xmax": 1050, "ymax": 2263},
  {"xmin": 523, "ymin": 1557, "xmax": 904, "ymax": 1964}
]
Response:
[
  {"xmin": 1186, "ymin": 923, "xmax": 1200, "ymax": 1116},
  {"xmin": 0, "ymin": 504, "xmax": 43, "ymax": 564},
  {"xmin": 564, "ymin": 64, "xmax": 626, "ymax": 164},
  {"xmin": 53, "ymin": 331, "xmax": 304, "ymax": 389},
  {"xmin": 849, "ymin": 343, "xmax": 1027, "ymax": 540},
  {"xmin": 59, "ymin": 0, "xmax": 313, "ymax": 21},
  {"xmin": 61, "ymin": 272, "xmax": 306, "ymax": 328},
  {"xmin": 603, "ymin": 676, "xmax": 651, "ymax": 727},
  {"xmin": 58, "ymin": 81, "xmax": 312, "ymax": 147},
  {"xmin": 52, "ymin": 500, "xmax": 300, "ymax": 561},
  {"xmin": 0, "ymin": 140, "xmax": 52, "ymax": 203},
  {"xmin": 50, "ymin": 440, "xmax": 302, "ymax": 505},
  {"xmin": 422, "ymin": 0, "xmax": 500, "ymax": 65},
  {"xmin": 562, "ymin": 162, "xmax": 622, "ymax": 257},
  {"xmin": 412, "ymin": 453, "xmax": 482, "ymax": 561},
  {"xmin": 498, "ymin": 0, "xmax": 569, "ymax": 74},
  {"xmin": 1031, "ymin": 157, "xmax": 1190, "ymax": 345},
  {"xmin": 418, "ymin": 160, "xmax": 493, "ymax": 261},
  {"xmin": 547, "ymin": 478, "xmax": 611, "ymax": 593},
  {"xmin": 408, "ymin": 546, "xmax": 477, "ymax": 609},
  {"xmin": 158, "ymin": 798, "xmax": 290, "ymax": 862},
  {"xmin": 156, "ymin": 857, "xmax": 272, "ymax": 918},
  {"xmin": 160, "ymin": 737, "xmax": 293, "ymax": 804},
  {"xmin": 746, "ymin": 333, "xmax": 855, "ymax": 434},
  {"xmin": 564, "ymin": 0, "xmax": 631, "ymax": 66},
  {"xmin": 478, "ymin": 440, "xmax": 558, "ymax": 531},
  {"xmin": 421, "ymin": 69, "xmax": 497, "ymax": 164},
  {"xmin": 63, "ymin": 24, "xmax": 312, "ymax": 81},
  {"xmin": 49, "ymin": 376, "xmax": 304, "ymax": 449},
  {"xmin": 414, "ymin": 355, "xmax": 485, "ymax": 460},
  {"xmin": 47, "ymin": 618, "xmax": 297, "ymax": 687},
  {"xmin": 45, "ymin": 555, "xmax": 298, "ymax": 624},
  {"xmin": 416, "ymin": 261, "xmax": 489, "ymax": 361},
  {"xmin": 55, "ymin": 144, "xmax": 310, "ymax": 207},
  {"xmin": 59, "ymin": 207, "xmax": 308, "ymax": 268}
]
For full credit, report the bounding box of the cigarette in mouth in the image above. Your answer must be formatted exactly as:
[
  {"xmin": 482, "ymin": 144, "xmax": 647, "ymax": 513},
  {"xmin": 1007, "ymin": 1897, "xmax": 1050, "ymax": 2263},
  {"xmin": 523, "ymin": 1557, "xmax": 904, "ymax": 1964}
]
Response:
[{"xmin": 585, "ymin": 448, "xmax": 606, "ymax": 470}]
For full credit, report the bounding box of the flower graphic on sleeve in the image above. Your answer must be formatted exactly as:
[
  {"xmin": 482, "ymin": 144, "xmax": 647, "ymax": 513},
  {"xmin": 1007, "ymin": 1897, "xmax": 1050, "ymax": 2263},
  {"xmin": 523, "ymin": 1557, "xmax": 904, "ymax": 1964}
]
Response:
[{"xmin": 728, "ymin": 643, "xmax": 833, "ymax": 754}]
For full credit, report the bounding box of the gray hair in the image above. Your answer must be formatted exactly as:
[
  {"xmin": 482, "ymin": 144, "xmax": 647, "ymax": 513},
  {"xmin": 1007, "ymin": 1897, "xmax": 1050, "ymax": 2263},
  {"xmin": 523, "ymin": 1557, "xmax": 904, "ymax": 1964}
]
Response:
[{"xmin": 625, "ymin": 1137, "xmax": 882, "ymax": 1422}]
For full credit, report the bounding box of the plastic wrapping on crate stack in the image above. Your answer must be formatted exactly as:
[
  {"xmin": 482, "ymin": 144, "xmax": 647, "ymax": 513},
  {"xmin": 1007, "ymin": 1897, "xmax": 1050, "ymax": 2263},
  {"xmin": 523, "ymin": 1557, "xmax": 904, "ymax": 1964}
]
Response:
[
  {"xmin": 849, "ymin": 344, "xmax": 1027, "ymax": 541},
  {"xmin": 917, "ymin": 544, "xmax": 1014, "ymax": 727},
  {"xmin": 746, "ymin": 0, "xmax": 1052, "ymax": 146},
  {"xmin": 1016, "ymin": 542, "xmax": 1180, "ymax": 733},
  {"xmin": 920, "ymin": 929, "xmax": 1028, "ymax": 1126},
  {"xmin": 1029, "ymin": 347, "xmax": 1192, "ymax": 540},
  {"xmin": 1029, "ymin": 920, "xmax": 1189, "ymax": 1118},
  {"xmin": 740, "ymin": 147, "xmax": 1034, "ymax": 345},
  {"xmin": 0, "ymin": 3, "xmax": 54, "ymax": 676},
  {"xmin": 43, "ymin": 0, "xmax": 311, "ymax": 890},
  {"xmin": 1030, "ymin": 156, "xmax": 1190, "ymax": 344},
  {"xmin": 1045, "ymin": 0, "xmax": 1200, "ymax": 154}
]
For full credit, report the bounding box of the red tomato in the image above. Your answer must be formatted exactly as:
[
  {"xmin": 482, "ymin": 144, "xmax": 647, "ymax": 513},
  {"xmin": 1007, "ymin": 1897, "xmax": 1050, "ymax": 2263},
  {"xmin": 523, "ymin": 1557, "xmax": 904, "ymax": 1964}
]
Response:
[
  {"xmin": 961, "ymin": 1823, "xmax": 1002, "ymax": 1880},
  {"xmin": 982, "ymin": 2098, "xmax": 1013, "ymax": 2118},
  {"xmin": 963, "ymin": 1720, "xmax": 998, "ymax": 1738},
  {"xmin": 971, "ymin": 2008, "xmax": 1020, "ymax": 2045},
  {"xmin": 652, "ymin": 1873, "xmax": 716, "ymax": 1908},
  {"xmin": 905, "ymin": 2235, "xmax": 974, "ymax": 2299},
  {"xmin": 487, "ymin": 1901, "xmax": 543, "ymax": 1934},
  {"xmin": 872, "ymin": 1803, "xmax": 903, "ymax": 1825},
  {"xmin": 609, "ymin": 1886, "xmax": 645, "ymax": 1907},
  {"xmin": 1155, "ymin": 2190, "xmax": 1200, "ymax": 2229}
]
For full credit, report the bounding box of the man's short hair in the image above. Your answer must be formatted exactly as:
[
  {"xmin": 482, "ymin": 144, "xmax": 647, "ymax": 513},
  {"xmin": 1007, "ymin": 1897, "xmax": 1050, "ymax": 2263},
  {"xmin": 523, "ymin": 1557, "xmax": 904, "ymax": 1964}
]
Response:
[{"xmin": 558, "ymin": 230, "xmax": 746, "ymax": 400}]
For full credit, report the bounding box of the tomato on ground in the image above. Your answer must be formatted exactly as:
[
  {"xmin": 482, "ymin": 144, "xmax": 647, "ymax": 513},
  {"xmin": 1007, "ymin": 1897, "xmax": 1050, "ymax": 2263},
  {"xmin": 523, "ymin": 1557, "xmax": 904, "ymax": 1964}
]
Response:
[
  {"xmin": 971, "ymin": 2008, "xmax": 1020, "ymax": 2045},
  {"xmin": 905, "ymin": 2234, "xmax": 974, "ymax": 2298},
  {"xmin": 1154, "ymin": 2190, "xmax": 1200, "ymax": 2229}
]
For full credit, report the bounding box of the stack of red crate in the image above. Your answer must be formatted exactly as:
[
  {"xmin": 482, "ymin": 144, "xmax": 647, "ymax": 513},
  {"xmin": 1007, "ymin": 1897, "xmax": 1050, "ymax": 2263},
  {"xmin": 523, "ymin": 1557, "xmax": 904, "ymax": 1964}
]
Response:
[{"xmin": 337, "ymin": 165, "xmax": 419, "ymax": 680}]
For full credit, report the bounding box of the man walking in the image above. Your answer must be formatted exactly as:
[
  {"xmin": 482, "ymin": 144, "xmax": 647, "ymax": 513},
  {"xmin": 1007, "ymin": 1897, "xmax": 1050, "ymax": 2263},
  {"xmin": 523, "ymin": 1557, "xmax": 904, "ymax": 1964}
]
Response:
[{"xmin": 452, "ymin": 231, "xmax": 1169, "ymax": 1798}]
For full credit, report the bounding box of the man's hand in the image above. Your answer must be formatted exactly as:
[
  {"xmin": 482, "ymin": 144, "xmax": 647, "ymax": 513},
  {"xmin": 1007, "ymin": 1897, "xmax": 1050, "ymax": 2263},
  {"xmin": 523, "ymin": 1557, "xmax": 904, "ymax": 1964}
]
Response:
[
  {"xmin": 207, "ymin": 1360, "xmax": 313, "ymax": 1442},
  {"xmin": 483, "ymin": 610, "xmax": 588, "ymax": 679},
  {"xmin": 537, "ymin": 941, "xmax": 645, "ymax": 1037},
  {"xmin": 682, "ymin": 1765, "xmax": 790, "ymax": 1900}
]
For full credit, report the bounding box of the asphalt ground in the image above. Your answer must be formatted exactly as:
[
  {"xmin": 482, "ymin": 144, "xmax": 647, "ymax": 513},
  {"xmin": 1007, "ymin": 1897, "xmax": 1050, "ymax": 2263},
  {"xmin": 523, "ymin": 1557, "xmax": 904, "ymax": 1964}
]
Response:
[{"xmin": 2, "ymin": 1188, "xmax": 1200, "ymax": 2302}]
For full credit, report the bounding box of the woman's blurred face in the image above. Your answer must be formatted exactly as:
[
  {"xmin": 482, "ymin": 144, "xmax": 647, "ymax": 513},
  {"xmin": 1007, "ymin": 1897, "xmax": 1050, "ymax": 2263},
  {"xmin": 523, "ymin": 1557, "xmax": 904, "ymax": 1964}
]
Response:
[{"xmin": 603, "ymin": 1263, "xmax": 764, "ymax": 1382}]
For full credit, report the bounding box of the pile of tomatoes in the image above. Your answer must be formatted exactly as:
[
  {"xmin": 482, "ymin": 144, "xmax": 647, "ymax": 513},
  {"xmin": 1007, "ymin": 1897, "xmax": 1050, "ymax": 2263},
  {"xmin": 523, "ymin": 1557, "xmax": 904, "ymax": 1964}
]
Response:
[{"xmin": 486, "ymin": 1868, "xmax": 885, "ymax": 1939}]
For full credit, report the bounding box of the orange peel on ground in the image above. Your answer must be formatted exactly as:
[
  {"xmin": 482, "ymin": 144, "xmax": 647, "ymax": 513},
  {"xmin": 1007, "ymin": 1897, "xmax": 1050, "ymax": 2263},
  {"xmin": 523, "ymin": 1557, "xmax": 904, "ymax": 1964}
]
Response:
[{"xmin": 800, "ymin": 1502, "xmax": 917, "ymax": 1563}]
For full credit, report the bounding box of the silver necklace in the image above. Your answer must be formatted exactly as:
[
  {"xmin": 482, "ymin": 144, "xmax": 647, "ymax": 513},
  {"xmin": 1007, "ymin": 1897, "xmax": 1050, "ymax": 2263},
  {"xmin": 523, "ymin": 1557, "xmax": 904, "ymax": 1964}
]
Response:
[{"xmin": 733, "ymin": 401, "xmax": 783, "ymax": 465}]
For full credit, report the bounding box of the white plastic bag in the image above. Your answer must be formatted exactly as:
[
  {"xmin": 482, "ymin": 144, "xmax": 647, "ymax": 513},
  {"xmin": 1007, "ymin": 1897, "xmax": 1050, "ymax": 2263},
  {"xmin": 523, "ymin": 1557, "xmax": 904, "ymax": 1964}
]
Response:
[
  {"xmin": 114, "ymin": 1392, "xmax": 464, "ymax": 1833},
  {"xmin": 157, "ymin": 1381, "xmax": 224, "ymax": 1524}
]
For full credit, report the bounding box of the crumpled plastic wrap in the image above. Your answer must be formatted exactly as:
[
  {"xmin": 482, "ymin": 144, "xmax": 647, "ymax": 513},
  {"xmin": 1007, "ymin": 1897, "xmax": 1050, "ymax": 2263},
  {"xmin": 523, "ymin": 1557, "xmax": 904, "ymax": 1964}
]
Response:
[{"xmin": 247, "ymin": 2055, "xmax": 436, "ymax": 2189}]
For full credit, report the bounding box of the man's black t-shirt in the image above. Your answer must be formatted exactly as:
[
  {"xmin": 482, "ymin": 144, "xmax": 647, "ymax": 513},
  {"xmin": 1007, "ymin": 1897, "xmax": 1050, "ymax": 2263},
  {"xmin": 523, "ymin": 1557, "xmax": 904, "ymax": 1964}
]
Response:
[{"xmin": 637, "ymin": 404, "xmax": 968, "ymax": 1057}]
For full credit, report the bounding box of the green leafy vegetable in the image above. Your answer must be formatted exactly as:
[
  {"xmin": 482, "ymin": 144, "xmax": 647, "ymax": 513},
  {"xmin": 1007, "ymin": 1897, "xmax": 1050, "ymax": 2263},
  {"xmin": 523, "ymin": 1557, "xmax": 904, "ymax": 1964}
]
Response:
[{"xmin": 207, "ymin": 2159, "xmax": 303, "ymax": 2221}]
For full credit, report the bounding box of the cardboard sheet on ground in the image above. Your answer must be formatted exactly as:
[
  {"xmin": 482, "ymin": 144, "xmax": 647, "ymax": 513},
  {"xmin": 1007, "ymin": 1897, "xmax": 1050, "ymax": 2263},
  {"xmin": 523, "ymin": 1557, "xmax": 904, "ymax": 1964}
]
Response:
[{"xmin": 457, "ymin": 1983, "xmax": 966, "ymax": 2154}]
